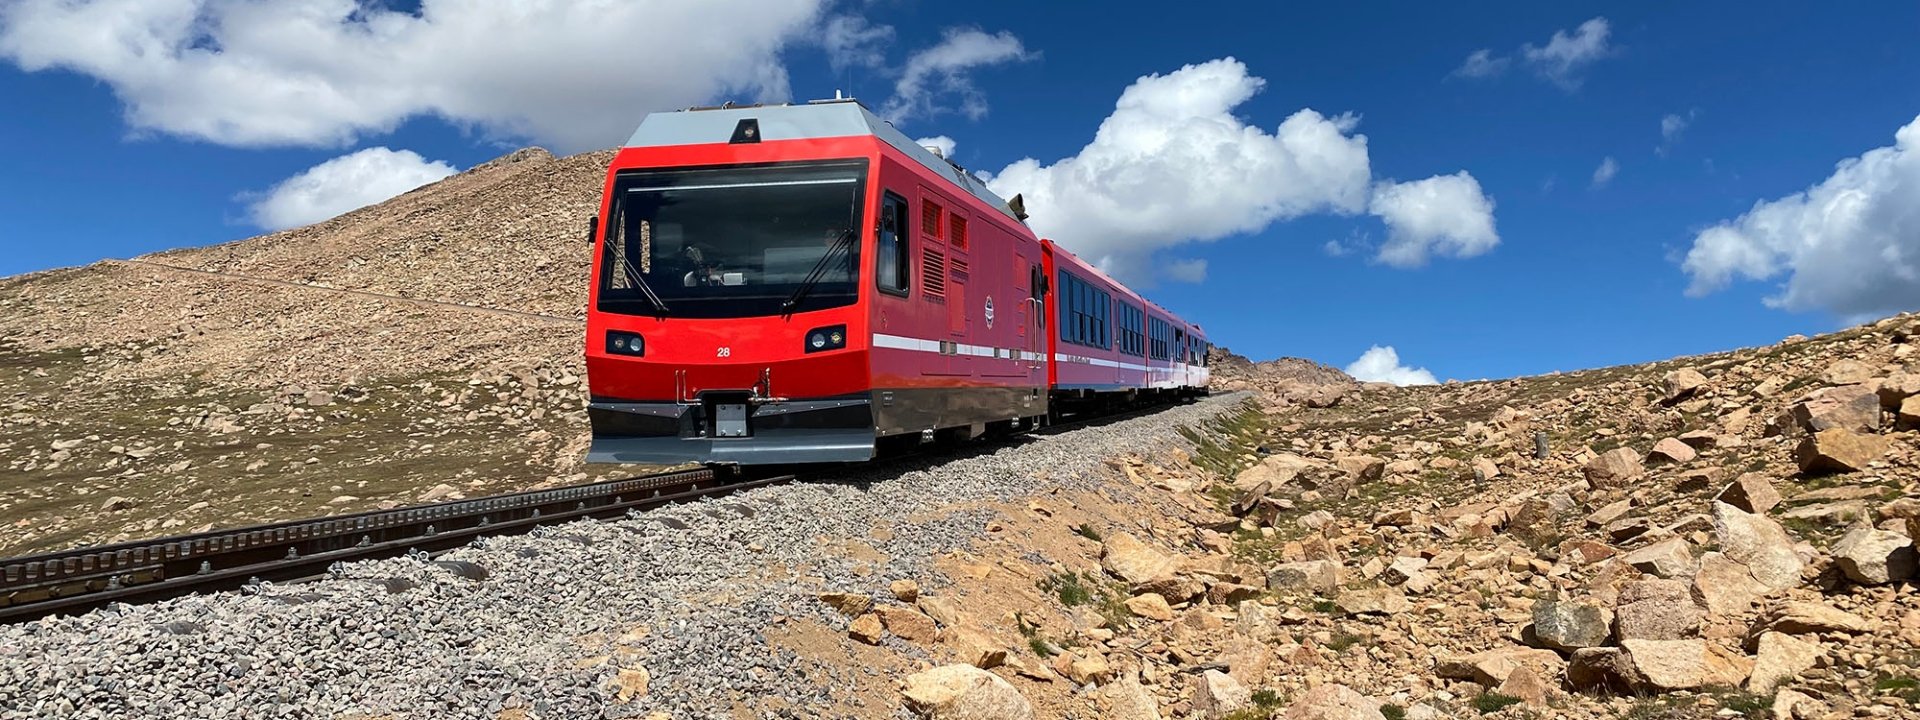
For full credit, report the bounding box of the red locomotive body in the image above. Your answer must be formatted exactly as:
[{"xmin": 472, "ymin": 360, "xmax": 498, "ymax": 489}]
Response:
[{"xmin": 585, "ymin": 100, "xmax": 1206, "ymax": 465}]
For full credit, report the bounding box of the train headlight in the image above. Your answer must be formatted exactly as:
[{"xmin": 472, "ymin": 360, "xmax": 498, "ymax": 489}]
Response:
[
  {"xmin": 605, "ymin": 330, "xmax": 645, "ymax": 357},
  {"xmin": 804, "ymin": 324, "xmax": 847, "ymax": 353}
]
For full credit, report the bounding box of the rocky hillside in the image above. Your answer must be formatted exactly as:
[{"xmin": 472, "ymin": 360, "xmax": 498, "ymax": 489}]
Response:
[
  {"xmin": 809, "ymin": 315, "xmax": 1917, "ymax": 719},
  {"xmin": 0, "ymin": 148, "xmax": 620, "ymax": 556}
]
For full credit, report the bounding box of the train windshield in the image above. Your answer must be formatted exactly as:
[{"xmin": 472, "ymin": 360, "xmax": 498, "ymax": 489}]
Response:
[{"xmin": 599, "ymin": 160, "xmax": 867, "ymax": 318}]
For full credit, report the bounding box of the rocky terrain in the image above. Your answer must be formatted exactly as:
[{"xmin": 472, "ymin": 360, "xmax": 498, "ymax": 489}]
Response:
[
  {"xmin": 823, "ymin": 315, "xmax": 1920, "ymax": 719},
  {"xmin": 0, "ymin": 147, "xmax": 623, "ymax": 556}
]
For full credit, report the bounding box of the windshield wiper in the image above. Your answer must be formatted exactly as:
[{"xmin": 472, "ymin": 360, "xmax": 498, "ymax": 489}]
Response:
[
  {"xmin": 781, "ymin": 229, "xmax": 854, "ymax": 317},
  {"xmin": 611, "ymin": 242, "xmax": 670, "ymax": 318}
]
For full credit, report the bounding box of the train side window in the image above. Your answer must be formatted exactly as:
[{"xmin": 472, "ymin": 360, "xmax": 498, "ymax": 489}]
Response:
[{"xmin": 877, "ymin": 192, "xmax": 911, "ymax": 296}]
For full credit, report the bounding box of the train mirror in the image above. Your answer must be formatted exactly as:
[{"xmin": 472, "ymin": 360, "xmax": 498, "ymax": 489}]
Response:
[{"xmin": 586, "ymin": 215, "xmax": 599, "ymax": 244}]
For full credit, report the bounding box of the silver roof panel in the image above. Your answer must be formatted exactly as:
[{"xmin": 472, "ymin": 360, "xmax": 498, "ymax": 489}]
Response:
[{"xmin": 624, "ymin": 102, "xmax": 1019, "ymax": 223}]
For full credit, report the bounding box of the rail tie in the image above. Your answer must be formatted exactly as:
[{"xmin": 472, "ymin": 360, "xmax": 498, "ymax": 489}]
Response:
[{"xmin": 0, "ymin": 468, "xmax": 789, "ymax": 624}]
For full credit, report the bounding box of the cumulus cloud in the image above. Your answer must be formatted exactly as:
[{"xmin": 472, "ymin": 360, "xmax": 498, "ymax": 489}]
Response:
[
  {"xmin": 1658, "ymin": 110, "xmax": 1696, "ymax": 155},
  {"xmin": 1163, "ymin": 258, "xmax": 1208, "ymax": 283},
  {"xmin": 822, "ymin": 14, "xmax": 894, "ymax": 72},
  {"xmin": 1344, "ymin": 346, "xmax": 1438, "ymax": 386},
  {"xmin": 914, "ymin": 135, "xmax": 957, "ymax": 158},
  {"xmin": 0, "ymin": 0, "xmax": 826, "ymax": 152},
  {"xmin": 1682, "ymin": 114, "xmax": 1920, "ymax": 319},
  {"xmin": 1451, "ymin": 49, "xmax": 1510, "ymax": 79},
  {"xmin": 981, "ymin": 58, "xmax": 1495, "ymax": 281},
  {"xmin": 1453, "ymin": 17, "xmax": 1614, "ymax": 90},
  {"xmin": 245, "ymin": 147, "xmax": 457, "ymax": 231},
  {"xmin": 879, "ymin": 28, "xmax": 1033, "ymax": 123},
  {"xmin": 1592, "ymin": 156, "xmax": 1619, "ymax": 187},
  {"xmin": 1368, "ymin": 172, "xmax": 1500, "ymax": 268},
  {"xmin": 1521, "ymin": 17, "xmax": 1613, "ymax": 89}
]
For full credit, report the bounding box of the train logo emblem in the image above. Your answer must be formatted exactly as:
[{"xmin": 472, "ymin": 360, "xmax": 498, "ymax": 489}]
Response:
[{"xmin": 984, "ymin": 296, "xmax": 995, "ymax": 328}]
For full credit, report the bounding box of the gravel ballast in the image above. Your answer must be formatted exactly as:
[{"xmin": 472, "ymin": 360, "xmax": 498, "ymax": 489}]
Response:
[{"xmin": 0, "ymin": 394, "xmax": 1247, "ymax": 720}]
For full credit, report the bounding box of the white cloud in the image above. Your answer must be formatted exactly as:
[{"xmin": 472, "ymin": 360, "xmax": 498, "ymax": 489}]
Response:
[
  {"xmin": 1682, "ymin": 114, "xmax": 1920, "ymax": 319},
  {"xmin": 1451, "ymin": 49, "xmax": 1510, "ymax": 79},
  {"xmin": 1455, "ymin": 17, "xmax": 1614, "ymax": 90},
  {"xmin": 245, "ymin": 147, "xmax": 457, "ymax": 231},
  {"xmin": 1658, "ymin": 110, "xmax": 1697, "ymax": 155},
  {"xmin": 1521, "ymin": 17, "xmax": 1613, "ymax": 89},
  {"xmin": 879, "ymin": 28, "xmax": 1033, "ymax": 123},
  {"xmin": 1344, "ymin": 345, "xmax": 1438, "ymax": 386},
  {"xmin": 1163, "ymin": 258, "xmax": 1207, "ymax": 283},
  {"xmin": 822, "ymin": 15, "xmax": 893, "ymax": 72},
  {"xmin": 0, "ymin": 0, "xmax": 826, "ymax": 152},
  {"xmin": 982, "ymin": 58, "xmax": 1495, "ymax": 282},
  {"xmin": 1592, "ymin": 156, "xmax": 1619, "ymax": 187},
  {"xmin": 914, "ymin": 135, "xmax": 957, "ymax": 158},
  {"xmin": 1368, "ymin": 172, "xmax": 1500, "ymax": 268}
]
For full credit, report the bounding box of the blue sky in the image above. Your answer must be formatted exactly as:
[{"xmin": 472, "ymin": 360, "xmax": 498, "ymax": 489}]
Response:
[{"xmin": 2, "ymin": 1, "xmax": 1918, "ymax": 383}]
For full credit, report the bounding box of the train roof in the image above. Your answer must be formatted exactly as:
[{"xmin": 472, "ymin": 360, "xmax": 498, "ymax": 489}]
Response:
[{"xmin": 624, "ymin": 100, "xmax": 1021, "ymax": 224}]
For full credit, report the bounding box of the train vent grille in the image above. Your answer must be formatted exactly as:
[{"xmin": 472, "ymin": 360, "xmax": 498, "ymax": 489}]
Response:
[
  {"xmin": 949, "ymin": 256, "xmax": 970, "ymax": 279},
  {"xmin": 923, "ymin": 247, "xmax": 947, "ymax": 299}
]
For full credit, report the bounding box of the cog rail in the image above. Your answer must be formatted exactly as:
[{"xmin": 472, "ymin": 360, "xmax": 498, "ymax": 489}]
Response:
[{"xmin": 0, "ymin": 467, "xmax": 791, "ymax": 623}]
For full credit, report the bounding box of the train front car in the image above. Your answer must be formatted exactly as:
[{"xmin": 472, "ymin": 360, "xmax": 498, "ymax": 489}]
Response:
[{"xmin": 585, "ymin": 100, "xmax": 1047, "ymax": 465}]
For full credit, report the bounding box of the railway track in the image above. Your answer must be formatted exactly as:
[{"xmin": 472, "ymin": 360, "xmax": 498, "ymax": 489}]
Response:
[
  {"xmin": 0, "ymin": 467, "xmax": 789, "ymax": 624},
  {"xmin": 0, "ymin": 396, "xmax": 1205, "ymax": 625}
]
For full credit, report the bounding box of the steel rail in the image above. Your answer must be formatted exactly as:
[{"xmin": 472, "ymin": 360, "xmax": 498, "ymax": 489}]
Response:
[{"xmin": 0, "ymin": 467, "xmax": 779, "ymax": 623}]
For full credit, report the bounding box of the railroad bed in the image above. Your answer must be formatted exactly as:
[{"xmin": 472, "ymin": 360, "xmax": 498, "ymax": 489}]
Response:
[
  {"xmin": 0, "ymin": 394, "xmax": 1242, "ymax": 719},
  {"xmin": 0, "ymin": 467, "xmax": 784, "ymax": 623}
]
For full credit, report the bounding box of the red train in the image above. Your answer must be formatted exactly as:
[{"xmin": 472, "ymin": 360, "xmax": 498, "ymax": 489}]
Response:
[{"xmin": 584, "ymin": 98, "xmax": 1210, "ymax": 465}]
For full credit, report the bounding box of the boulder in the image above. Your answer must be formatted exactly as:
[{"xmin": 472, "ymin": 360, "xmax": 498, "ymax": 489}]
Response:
[
  {"xmin": 1333, "ymin": 454, "xmax": 1386, "ymax": 483},
  {"xmin": 1191, "ymin": 670, "xmax": 1253, "ymax": 719},
  {"xmin": 1622, "ymin": 537, "xmax": 1695, "ymax": 578},
  {"xmin": 1691, "ymin": 552, "xmax": 1767, "ymax": 616},
  {"xmin": 1433, "ymin": 647, "xmax": 1566, "ymax": 685},
  {"xmin": 1897, "ymin": 395, "xmax": 1920, "ymax": 430},
  {"xmin": 1584, "ymin": 447, "xmax": 1644, "ymax": 488},
  {"xmin": 1821, "ymin": 358, "xmax": 1876, "ymax": 385},
  {"xmin": 1101, "ymin": 533, "xmax": 1179, "ymax": 586},
  {"xmin": 1095, "ymin": 678, "xmax": 1164, "ymax": 720},
  {"xmin": 1282, "ymin": 684, "xmax": 1386, "ymax": 720},
  {"xmin": 1875, "ymin": 371, "xmax": 1920, "ymax": 408},
  {"xmin": 1124, "ymin": 593, "xmax": 1176, "ymax": 622},
  {"xmin": 1789, "ymin": 385, "xmax": 1881, "ymax": 434},
  {"xmin": 1529, "ymin": 596, "xmax": 1614, "ymax": 651},
  {"xmin": 1662, "ymin": 368, "xmax": 1709, "ymax": 403},
  {"xmin": 1795, "ymin": 428, "xmax": 1890, "ymax": 474},
  {"xmin": 1471, "ymin": 457, "xmax": 1501, "ymax": 482},
  {"xmin": 849, "ymin": 613, "xmax": 885, "ymax": 644},
  {"xmin": 1830, "ymin": 525, "xmax": 1917, "ymax": 585},
  {"xmin": 901, "ymin": 665, "xmax": 1034, "ymax": 720},
  {"xmin": 1616, "ymin": 639, "xmax": 1752, "ymax": 691},
  {"xmin": 890, "ymin": 579, "xmax": 921, "ymax": 602},
  {"xmin": 1267, "ymin": 560, "xmax": 1342, "ymax": 593},
  {"xmin": 1715, "ymin": 474, "xmax": 1782, "ymax": 514},
  {"xmin": 1567, "ymin": 648, "xmax": 1630, "ymax": 692},
  {"xmin": 1613, "ymin": 579, "xmax": 1702, "ymax": 641},
  {"xmin": 1062, "ymin": 652, "xmax": 1111, "ymax": 685},
  {"xmin": 1747, "ymin": 631, "xmax": 1823, "ymax": 693},
  {"xmin": 1752, "ymin": 601, "xmax": 1873, "ymax": 635},
  {"xmin": 876, "ymin": 606, "xmax": 939, "ymax": 644},
  {"xmin": 819, "ymin": 592, "xmax": 874, "ymax": 617},
  {"xmin": 1495, "ymin": 665, "xmax": 1551, "ymax": 707},
  {"xmin": 1334, "ymin": 588, "xmax": 1409, "ymax": 616},
  {"xmin": 1713, "ymin": 503, "xmax": 1804, "ymax": 591},
  {"xmin": 1648, "ymin": 437, "xmax": 1698, "ymax": 464},
  {"xmin": 938, "ymin": 627, "xmax": 1007, "ymax": 669}
]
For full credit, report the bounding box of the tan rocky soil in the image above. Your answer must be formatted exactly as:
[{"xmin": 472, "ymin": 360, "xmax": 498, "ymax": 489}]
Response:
[
  {"xmin": 790, "ymin": 317, "xmax": 1920, "ymax": 719},
  {"xmin": 0, "ymin": 147, "xmax": 655, "ymax": 556}
]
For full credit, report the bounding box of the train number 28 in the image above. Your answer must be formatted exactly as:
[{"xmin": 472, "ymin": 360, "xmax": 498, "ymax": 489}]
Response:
[{"xmin": 716, "ymin": 347, "xmax": 732, "ymax": 358}]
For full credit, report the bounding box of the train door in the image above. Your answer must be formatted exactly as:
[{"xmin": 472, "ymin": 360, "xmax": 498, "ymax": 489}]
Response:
[
  {"xmin": 984, "ymin": 250, "xmax": 1035, "ymax": 380},
  {"xmin": 1167, "ymin": 328, "xmax": 1182, "ymax": 391}
]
